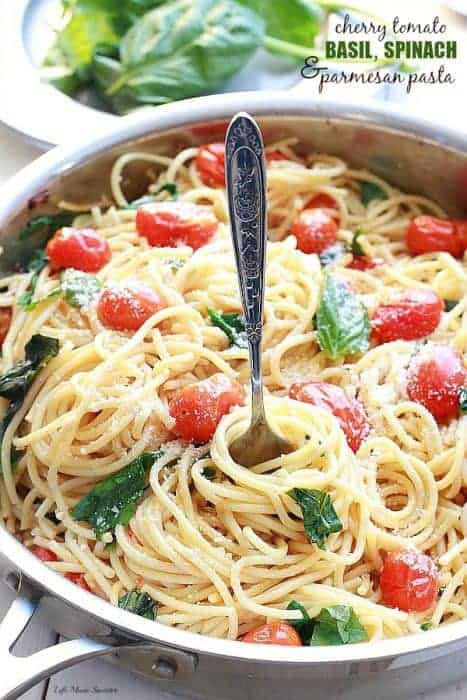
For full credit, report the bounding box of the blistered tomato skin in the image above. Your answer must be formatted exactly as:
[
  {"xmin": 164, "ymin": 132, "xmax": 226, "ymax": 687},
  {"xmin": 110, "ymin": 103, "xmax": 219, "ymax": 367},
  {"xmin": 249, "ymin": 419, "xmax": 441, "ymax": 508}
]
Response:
[
  {"xmin": 136, "ymin": 203, "xmax": 218, "ymax": 250},
  {"xmin": 0, "ymin": 308, "xmax": 12, "ymax": 345},
  {"xmin": 46, "ymin": 228, "xmax": 111, "ymax": 272},
  {"xmin": 33, "ymin": 546, "xmax": 58, "ymax": 562},
  {"xmin": 289, "ymin": 381, "xmax": 370, "ymax": 452},
  {"xmin": 380, "ymin": 548, "xmax": 438, "ymax": 612},
  {"xmin": 407, "ymin": 345, "xmax": 466, "ymax": 421},
  {"xmin": 196, "ymin": 143, "xmax": 226, "ymax": 187},
  {"xmin": 406, "ymin": 216, "xmax": 465, "ymax": 258},
  {"xmin": 243, "ymin": 622, "xmax": 302, "ymax": 646},
  {"xmin": 291, "ymin": 209, "xmax": 339, "ymax": 254},
  {"xmin": 97, "ymin": 284, "xmax": 165, "ymax": 332},
  {"xmin": 66, "ymin": 572, "xmax": 92, "ymax": 591},
  {"xmin": 371, "ymin": 289, "xmax": 443, "ymax": 344},
  {"xmin": 169, "ymin": 373, "xmax": 244, "ymax": 444}
]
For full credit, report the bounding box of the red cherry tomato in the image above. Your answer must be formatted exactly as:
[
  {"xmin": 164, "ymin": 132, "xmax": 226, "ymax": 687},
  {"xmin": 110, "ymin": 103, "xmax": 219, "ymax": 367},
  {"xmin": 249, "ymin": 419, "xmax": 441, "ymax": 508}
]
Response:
[
  {"xmin": 453, "ymin": 220, "xmax": 467, "ymax": 252},
  {"xmin": 97, "ymin": 283, "xmax": 165, "ymax": 332},
  {"xmin": 266, "ymin": 151, "xmax": 289, "ymax": 163},
  {"xmin": 346, "ymin": 256, "xmax": 384, "ymax": 271},
  {"xmin": 136, "ymin": 203, "xmax": 218, "ymax": 250},
  {"xmin": 66, "ymin": 572, "xmax": 92, "ymax": 591},
  {"xmin": 169, "ymin": 373, "xmax": 244, "ymax": 444},
  {"xmin": 291, "ymin": 209, "xmax": 338, "ymax": 254},
  {"xmin": 380, "ymin": 548, "xmax": 438, "ymax": 612},
  {"xmin": 33, "ymin": 546, "xmax": 58, "ymax": 562},
  {"xmin": 305, "ymin": 193, "xmax": 339, "ymax": 212},
  {"xmin": 0, "ymin": 308, "xmax": 12, "ymax": 345},
  {"xmin": 406, "ymin": 216, "xmax": 465, "ymax": 258},
  {"xmin": 407, "ymin": 344, "xmax": 466, "ymax": 421},
  {"xmin": 196, "ymin": 143, "xmax": 225, "ymax": 187},
  {"xmin": 243, "ymin": 622, "xmax": 302, "ymax": 646},
  {"xmin": 372, "ymin": 289, "xmax": 443, "ymax": 344},
  {"xmin": 46, "ymin": 228, "xmax": 111, "ymax": 272},
  {"xmin": 289, "ymin": 381, "xmax": 370, "ymax": 452}
]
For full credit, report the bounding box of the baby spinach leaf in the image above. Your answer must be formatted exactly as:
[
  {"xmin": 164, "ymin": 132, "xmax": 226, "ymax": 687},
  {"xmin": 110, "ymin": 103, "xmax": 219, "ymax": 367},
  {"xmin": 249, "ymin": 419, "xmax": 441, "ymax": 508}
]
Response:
[
  {"xmin": 360, "ymin": 181, "xmax": 388, "ymax": 207},
  {"xmin": 288, "ymin": 488, "xmax": 342, "ymax": 549},
  {"xmin": 350, "ymin": 228, "xmax": 365, "ymax": 257},
  {"xmin": 459, "ymin": 387, "xmax": 467, "ymax": 415},
  {"xmin": 61, "ymin": 269, "xmax": 102, "ymax": 308},
  {"xmin": 287, "ymin": 600, "xmax": 315, "ymax": 645},
  {"xmin": 315, "ymin": 274, "xmax": 370, "ymax": 359},
  {"xmin": 237, "ymin": 0, "xmax": 321, "ymax": 48},
  {"xmin": 319, "ymin": 243, "xmax": 346, "ymax": 267},
  {"xmin": 311, "ymin": 606, "xmax": 367, "ymax": 646},
  {"xmin": 118, "ymin": 589, "xmax": 157, "ymax": 620},
  {"xmin": 125, "ymin": 182, "xmax": 179, "ymax": 209},
  {"xmin": 208, "ymin": 309, "xmax": 248, "ymax": 349},
  {"xmin": 71, "ymin": 451, "xmax": 163, "ymax": 537},
  {"xmin": 444, "ymin": 299, "xmax": 459, "ymax": 312}
]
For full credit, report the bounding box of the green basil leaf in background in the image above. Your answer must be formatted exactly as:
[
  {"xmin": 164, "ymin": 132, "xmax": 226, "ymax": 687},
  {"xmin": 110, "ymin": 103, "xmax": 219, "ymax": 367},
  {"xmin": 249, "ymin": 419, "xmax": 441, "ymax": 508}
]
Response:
[
  {"xmin": 118, "ymin": 589, "xmax": 157, "ymax": 620},
  {"xmin": 350, "ymin": 228, "xmax": 365, "ymax": 257},
  {"xmin": 55, "ymin": 11, "xmax": 120, "ymax": 80},
  {"xmin": 360, "ymin": 181, "xmax": 388, "ymax": 207},
  {"xmin": 98, "ymin": 0, "xmax": 265, "ymax": 114},
  {"xmin": 316, "ymin": 274, "xmax": 370, "ymax": 359},
  {"xmin": 125, "ymin": 181, "xmax": 179, "ymax": 209},
  {"xmin": 208, "ymin": 309, "xmax": 248, "ymax": 349},
  {"xmin": 18, "ymin": 211, "xmax": 75, "ymax": 242},
  {"xmin": 444, "ymin": 299, "xmax": 459, "ymax": 312},
  {"xmin": 61, "ymin": 269, "xmax": 102, "ymax": 308},
  {"xmin": 237, "ymin": 0, "xmax": 321, "ymax": 49},
  {"xmin": 318, "ymin": 243, "xmax": 346, "ymax": 267},
  {"xmin": 286, "ymin": 600, "xmax": 315, "ymax": 645},
  {"xmin": 288, "ymin": 488, "xmax": 342, "ymax": 549},
  {"xmin": 311, "ymin": 606, "xmax": 367, "ymax": 646},
  {"xmin": 71, "ymin": 451, "xmax": 163, "ymax": 537},
  {"xmin": 459, "ymin": 387, "xmax": 467, "ymax": 415}
]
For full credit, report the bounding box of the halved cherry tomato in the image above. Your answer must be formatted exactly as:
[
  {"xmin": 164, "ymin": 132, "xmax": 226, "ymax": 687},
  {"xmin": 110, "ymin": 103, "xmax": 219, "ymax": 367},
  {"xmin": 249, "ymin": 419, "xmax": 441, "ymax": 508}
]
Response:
[
  {"xmin": 380, "ymin": 548, "xmax": 438, "ymax": 612},
  {"xmin": 346, "ymin": 256, "xmax": 384, "ymax": 271},
  {"xmin": 406, "ymin": 216, "xmax": 466, "ymax": 258},
  {"xmin": 33, "ymin": 546, "xmax": 58, "ymax": 562},
  {"xmin": 196, "ymin": 143, "xmax": 225, "ymax": 187},
  {"xmin": 371, "ymin": 289, "xmax": 443, "ymax": 344},
  {"xmin": 66, "ymin": 572, "xmax": 92, "ymax": 592},
  {"xmin": 97, "ymin": 283, "xmax": 165, "ymax": 332},
  {"xmin": 304, "ymin": 193, "xmax": 339, "ymax": 212},
  {"xmin": 290, "ymin": 209, "xmax": 338, "ymax": 254},
  {"xmin": 46, "ymin": 228, "xmax": 111, "ymax": 272},
  {"xmin": 136, "ymin": 203, "xmax": 218, "ymax": 250},
  {"xmin": 0, "ymin": 308, "xmax": 12, "ymax": 345},
  {"xmin": 453, "ymin": 219, "xmax": 467, "ymax": 251},
  {"xmin": 169, "ymin": 373, "xmax": 244, "ymax": 444},
  {"xmin": 266, "ymin": 151, "xmax": 289, "ymax": 163},
  {"xmin": 243, "ymin": 622, "xmax": 302, "ymax": 646},
  {"xmin": 289, "ymin": 381, "xmax": 370, "ymax": 452},
  {"xmin": 407, "ymin": 344, "xmax": 466, "ymax": 421}
]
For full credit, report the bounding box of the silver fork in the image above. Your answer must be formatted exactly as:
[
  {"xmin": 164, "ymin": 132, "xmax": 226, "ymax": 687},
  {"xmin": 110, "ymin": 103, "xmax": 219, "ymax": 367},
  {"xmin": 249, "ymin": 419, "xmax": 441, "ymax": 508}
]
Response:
[{"xmin": 225, "ymin": 112, "xmax": 294, "ymax": 467}]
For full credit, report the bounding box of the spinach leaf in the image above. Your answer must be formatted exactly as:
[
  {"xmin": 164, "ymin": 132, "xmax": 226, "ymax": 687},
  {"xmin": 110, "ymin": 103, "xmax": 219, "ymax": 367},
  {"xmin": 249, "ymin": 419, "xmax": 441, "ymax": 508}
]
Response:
[
  {"xmin": 288, "ymin": 488, "xmax": 342, "ymax": 549},
  {"xmin": 238, "ymin": 0, "xmax": 321, "ymax": 48},
  {"xmin": 444, "ymin": 299, "xmax": 459, "ymax": 312},
  {"xmin": 125, "ymin": 182, "xmax": 179, "ymax": 209},
  {"xmin": 71, "ymin": 451, "xmax": 163, "ymax": 537},
  {"xmin": 208, "ymin": 309, "xmax": 247, "ymax": 349},
  {"xmin": 286, "ymin": 600, "xmax": 314, "ymax": 645},
  {"xmin": 118, "ymin": 589, "xmax": 157, "ymax": 620},
  {"xmin": 18, "ymin": 211, "xmax": 75, "ymax": 242},
  {"xmin": 315, "ymin": 274, "xmax": 370, "ymax": 359},
  {"xmin": 311, "ymin": 606, "xmax": 367, "ymax": 646},
  {"xmin": 97, "ymin": 0, "xmax": 265, "ymax": 115},
  {"xmin": 61, "ymin": 269, "xmax": 102, "ymax": 308},
  {"xmin": 459, "ymin": 387, "xmax": 467, "ymax": 415},
  {"xmin": 17, "ymin": 251, "xmax": 50, "ymax": 311},
  {"xmin": 350, "ymin": 228, "xmax": 365, "ymax": 257},
  {"xmin": 319, "ymin": 243, "xmax": 346, "ymax": 267},
  {"xmin": 360, "ymin": 181, "xmax": 388, "ymax": 207}
]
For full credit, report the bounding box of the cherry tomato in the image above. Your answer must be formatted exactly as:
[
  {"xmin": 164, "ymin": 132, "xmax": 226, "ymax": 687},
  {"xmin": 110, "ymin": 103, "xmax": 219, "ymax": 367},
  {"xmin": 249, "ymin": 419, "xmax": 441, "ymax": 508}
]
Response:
[
  {"xmin": 33, "ymin": 546, "xmax": 58, "ymax": 562},
  {"xmin": 406, "ymin": 216, "xmax": 465, "ymax": 258},
  {"xmin": 407, "ymin": 344, "xmax": 466, "ymax": 421},
  {"xmin": 289, "ymin": 381, "xmax": 370, "ymax": 452},
  {"xmin": 195, "ymin": 143, "xmax": 225, "ymax": 187},
  {"xmin": 371, "ymin": 289, "xmax": 443, "ymax": 344},
  {"xmin": 380, "ymin": 548, "xmax": 438, "ymax": 612},
  {"xmin": 169, "ymin": 373, "xmax": 244, "ymax": 444},
  {"xmin": 97, "ymin": 283, "xmax": 165, "ymax": 332},
  {"xmin": 46, "ymin": 228, "xmax": 111, "ymax": 272},
  {"xmin": 0, "ymin": 308, "xmax": 12, "ymax": 345},
  {"xmin": 346, "ymin": 256, "xmax": 384, "ymax": 271},
  {"xmin": 66, "ymin": 572, "xmax": 92, "ymax": 591},
  {"xmin": 453, "ymin": 219, "xmax": 467, "ymax": 251},
  {"xmin": 291, "ymin": 209, "xmax": 338, "ymax": 254},
  {"xmin": 304, "ymin": 193, "xmax": 339, "ymax": 212},
  {"xmin": 266, "ymin": 151, "xmax": 289, "ymax": 163},
  {"xmin": 243, "ymin": 622, "xmax": 302, "ymax": 646},
  {"xmin": 136, "ymin": 203, "xmax": 218, "ymax": 250}
]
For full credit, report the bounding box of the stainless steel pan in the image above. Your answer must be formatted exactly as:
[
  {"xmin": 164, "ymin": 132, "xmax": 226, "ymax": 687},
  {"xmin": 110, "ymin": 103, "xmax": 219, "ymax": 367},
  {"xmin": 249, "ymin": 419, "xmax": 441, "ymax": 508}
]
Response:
[{"xmin": 0, "ymin": 93, "xmax": 466, "ymax": 700}]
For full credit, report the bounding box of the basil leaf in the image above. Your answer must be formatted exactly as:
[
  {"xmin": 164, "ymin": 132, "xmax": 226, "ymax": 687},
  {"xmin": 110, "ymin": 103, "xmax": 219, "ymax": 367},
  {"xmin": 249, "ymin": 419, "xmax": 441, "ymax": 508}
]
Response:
[
  {"xmin": 319, "ymin": 243, "xmax": 346, "ymax": 267},
  {"xmin": 17, "ymin": 251, "xmax": 50, "ymax": 311},
  {"xmin": 61, "ymin": 269, "xmax": 102, "ymax": 308},
  {"xmin": 420, "ymin": 622, "xmax": 432, "ymax": 631},
  {"xmin": 311, "ymin": 606, "xmax": 367, "ymax": 646},
  {"xmin": 118, "ymin": 589, "xmax": 157, "ymax": 620},
  {"xmin": 125, "ymin": 182, "xmax": 179, "ymax": 209},
  {"xmin": 237, "ymin": 0, "xmax": 321, "ymax": 48},
  {"xmin": 202, "ymin": 467, "xmax": 216, "ymax": 480},
  {"xmin": 71, "ymin": 451, "xmax": 163, "ymax": 537},
  {"xmin": 57, "ymin": 11, "xmax": 119, "ymax": 79},
  {"xmin": 350, "ymin": 228, "xmax": 365, "ymax": 257},
  {"xmin": 18, "ymin": 211, "xmax": 75, "ymax": 242},
  {"xmin": 315, "ymin": 274, "xmax": 370, "ymax": 359},
  {"xmin": 288, "ymin": 488, "xmax": 342, "ymax": 549},
  {"xmin": 444, "ymin": 299, "xmax": 459, "ymax": 312},
  {"xmin": 459, "ymin": 387, "xmax": 467, "ymax": 415},
  {"xmin": 208, "ymin": 309, "xmax": 248, "ymax": 349},
  {"xmin": 360, "ymin": 182, "xmax": 388, "ymax": 207},
  {"xmin": 287, "ymin": 600, "xmax": 314, "ymax": 645}
]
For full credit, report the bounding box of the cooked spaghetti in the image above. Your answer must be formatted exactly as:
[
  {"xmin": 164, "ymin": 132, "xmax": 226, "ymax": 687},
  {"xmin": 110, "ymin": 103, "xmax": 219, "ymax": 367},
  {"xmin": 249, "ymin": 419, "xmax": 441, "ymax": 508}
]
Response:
[{"xmin": 0, "ymin": 138, "xmax": 466, "ymax": 645}]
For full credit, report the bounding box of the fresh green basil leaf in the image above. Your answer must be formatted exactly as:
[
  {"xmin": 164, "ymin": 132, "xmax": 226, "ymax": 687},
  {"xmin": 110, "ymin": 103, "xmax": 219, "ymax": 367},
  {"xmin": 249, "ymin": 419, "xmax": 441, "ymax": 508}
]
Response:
[
  {"xmin": 118, "ymin": 589, "xmax": 157, "ymax": 620},
  {"xmin": 18, "ymin": 212, "xmax": 75, "ymax": 242},
  {"xmin": 125, "ymin": 182, "xmax": 179, "ymax": 209},
  {"xmin": 286, "ymin": 600, "xmax": 315, "ymax": 645},
  {"xmin": 56, "ymin": 11, "xmax": 120, "ymax": 79},
  {"xmin": 420, "ymin": 622, "xmax": 432, "ymax": 631},
  {"xmin": 360, "ymin": 181, "xmax": 388, "ymax": 207},
  {"xmin": 202, "ymin": 467, "xmax": 216, "ymax": 480},
  {"xmin": 208, "ymin": 309, "xmax": 247, "ymax": 349},
  {"xmin": 459, "ymin": 387, "xmax": 467, "ymax": 415},
  {"xmin": 71, "ymin": 451, "xmax": 163, "ymax": 537},
  {"xmin": 17, "ymin": 251, "xmax": 50, "ymax": 311},
  {"xmin": 288, "ymin": 488, "xmax": 342, "ymax": 549},
  {"xmin": 350, "ymin": 228, "xmax": 365, "ymax": 257},
  {"xmin": 319, "ymin": 243, "xmax": 346, "ymax": 267},
  {"xmin": 444, "ymin": 299, "xmax": 459, "ymax": 312},
  {"xmin": 316, "ymin": 274, "xmax": 370, "ymax": 359},
  {"xmin": 61, "ymin": 269, "xmax": 102, "ymax": 308},
  {"xmin": 237, "ymin": 0, "xmax": 321, "ymax": 48},
  {"xmin": 311, "ymin": 606, "xmax": 367, "ymax": 646}
]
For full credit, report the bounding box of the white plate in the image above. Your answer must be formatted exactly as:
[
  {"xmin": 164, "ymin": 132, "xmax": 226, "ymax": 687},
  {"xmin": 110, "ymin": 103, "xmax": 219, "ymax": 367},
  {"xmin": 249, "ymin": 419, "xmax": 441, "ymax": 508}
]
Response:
[{"xmin": 0, "ymin": 0, "xmax": 302, "ymax": 150}]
